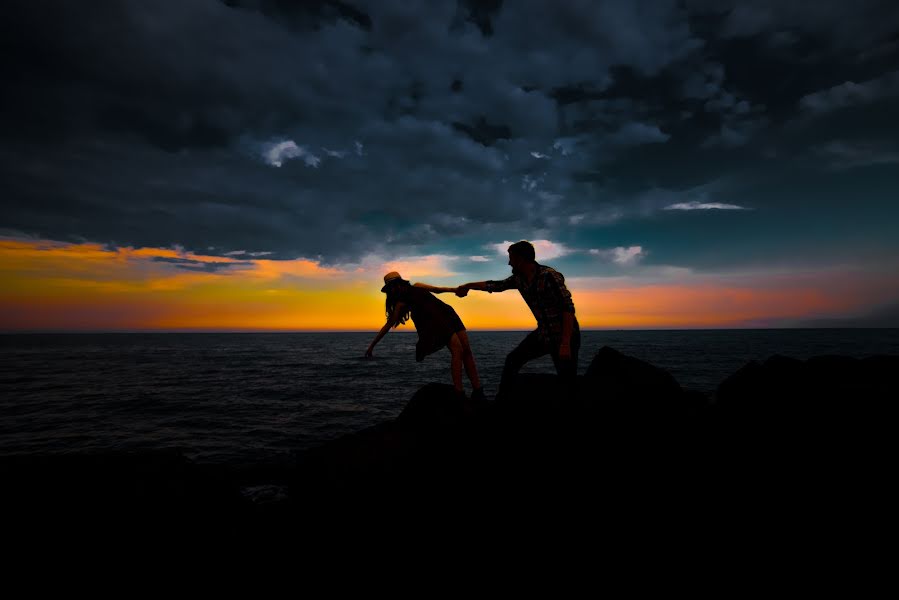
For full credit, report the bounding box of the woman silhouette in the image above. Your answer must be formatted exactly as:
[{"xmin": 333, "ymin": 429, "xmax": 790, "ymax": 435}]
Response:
[{"xmin": 366, "ymin": 271, "xmax": 484, "ymax": 402}]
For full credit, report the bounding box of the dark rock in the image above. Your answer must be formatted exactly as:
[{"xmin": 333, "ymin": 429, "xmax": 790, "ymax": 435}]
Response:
[
  {"xmin": 397, "ymin": 382, "xmax": 468, "ymax": 431},
  {"xmin": 583, "ymin": 346, "xmax": 707, "ymax": 418},
  {"xmin": 585, "ymin": 346, "xmax": 682, "ymax": 393},
  {"xmin": 717, "ymin": 353, "xmax": 899, "ymax": 421},
  {"xmin": 495, "ymin": 373, "xmax": 578, "ymax": 416},
  {"xmin": 714, "ymin": 352, "xmax": 898, "ymax": 499},
  {"xmin": 0, "ymin": 449, "xmax": 252, "ymax": 539},
  {"xmin": 858, "ymin": 355, "xmax": 899, "ymax": 402}
]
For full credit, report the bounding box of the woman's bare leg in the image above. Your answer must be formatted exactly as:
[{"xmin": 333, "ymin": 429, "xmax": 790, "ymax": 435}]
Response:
[
  {"xmin": 448, "ymin": 333, "xmax": 464, "ymax": 393},
  {"xmin": 456, "ymin": 330, "xmax": 481, "ymax": 391}
]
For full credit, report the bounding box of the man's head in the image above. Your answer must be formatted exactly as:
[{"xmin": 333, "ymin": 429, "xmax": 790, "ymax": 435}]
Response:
[{"xmin": 507, "ymin": 240, "xmax": 536, "ymax": 273}]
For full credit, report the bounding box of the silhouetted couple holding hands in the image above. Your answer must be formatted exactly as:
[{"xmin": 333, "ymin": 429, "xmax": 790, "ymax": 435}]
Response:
[{"xmin": 367, "ymin": 240, "xmax": 580, "ymax": 405}]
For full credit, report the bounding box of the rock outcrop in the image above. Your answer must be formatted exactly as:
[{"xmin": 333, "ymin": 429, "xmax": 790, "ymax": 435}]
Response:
[{"xmin": 4, "ymin": 347, "xmax": 896, "ymax": 538}]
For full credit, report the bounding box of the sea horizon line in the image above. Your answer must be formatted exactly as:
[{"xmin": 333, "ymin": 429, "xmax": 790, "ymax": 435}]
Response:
[{"xmin": 2, "ymin": 327, "xmax": 897, "ymax": 334}]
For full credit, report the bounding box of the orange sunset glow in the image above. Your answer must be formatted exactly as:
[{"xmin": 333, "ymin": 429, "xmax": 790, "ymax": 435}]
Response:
[{"xmin": 0, "ymin": 237, "xmax": 885, "ymax": 331}]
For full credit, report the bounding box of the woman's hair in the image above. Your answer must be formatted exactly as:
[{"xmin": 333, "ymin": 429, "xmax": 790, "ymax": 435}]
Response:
[{"xmin": 385, "ymin": 279, "xmax": 412, "ymax": 327}]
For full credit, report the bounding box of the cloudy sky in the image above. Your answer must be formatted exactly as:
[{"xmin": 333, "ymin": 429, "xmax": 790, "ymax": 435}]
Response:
[{"xmin": 2, "ymin": 0, "xmax": 899, "ymax": 330}]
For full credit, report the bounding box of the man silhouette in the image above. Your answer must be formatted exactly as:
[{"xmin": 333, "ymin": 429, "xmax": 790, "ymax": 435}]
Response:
[{"xmin": 457, "ymin": 240, "xmax": 580, "ymax": 399}]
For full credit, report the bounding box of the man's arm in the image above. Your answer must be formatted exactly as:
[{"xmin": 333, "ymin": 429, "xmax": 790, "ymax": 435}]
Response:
[
  {"xmin": 456, "ymin": 281, "xmax": 487, "ymax": 296},
  {"xmin": 457, "ymin": 276, "xmax": 516, "ymax": 297},
  {"xmin": 545, "ymin": 270, "xmax": 576, "ymax": 360}
]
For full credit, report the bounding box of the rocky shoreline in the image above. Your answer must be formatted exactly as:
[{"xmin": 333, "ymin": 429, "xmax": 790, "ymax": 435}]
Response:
[{"xmin": 4, "ymin": 347, "xmax": 896, "ymax": 538}]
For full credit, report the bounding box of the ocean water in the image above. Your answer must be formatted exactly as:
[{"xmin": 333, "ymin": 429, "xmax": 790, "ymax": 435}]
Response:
[{"xmin": 2, "ymin": 329, "xmax": 898, "ymax": 466}]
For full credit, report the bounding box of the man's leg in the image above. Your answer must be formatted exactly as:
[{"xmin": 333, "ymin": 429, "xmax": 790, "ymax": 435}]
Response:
[
  {"xmin": 498, "ymin": 330, "xmax": 549, "ymax": 399},
  {"xmin": 550, "ymin": 326, "xmax": 581, "ymax": 400}
]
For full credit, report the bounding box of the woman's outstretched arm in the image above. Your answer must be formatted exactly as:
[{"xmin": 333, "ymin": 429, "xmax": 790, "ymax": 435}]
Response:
[
  {"xmin": 413, "ymin": 282, "xmax": 459, "ymax": 294},
  {"xmin": 365, "ymin": 302, "xmax": 406, "ymax": 357}
]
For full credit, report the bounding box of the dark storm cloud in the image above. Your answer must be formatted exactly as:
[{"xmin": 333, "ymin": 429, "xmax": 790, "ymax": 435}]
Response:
[
  {"xmin": 451, "ymin": 117, "xmax": 512, "ymax": 147},
  {"xmin": 452, "ymin": 0, "xmax": 504, "ymax": 37},
  {"xmin": 2, "ymin": 0, "xmax": 898, "ymax": 274},
  {"xmin": 799, "ymin": 70, "xmax": 899, "ymax": 114},
  {"xmin": 686, "ymin": 0, "xmax": 899, "ymax": 50},
  {"xmin": 814, "ymin": 141, "xmax": 899, "ymax": 170},
  {"xmin": 151, "ymin": 256, "xmax": 253, "ymax": 273},
  {"xmin": 223, "ymin": 0, "xmax": 373, "ymax": 32}
]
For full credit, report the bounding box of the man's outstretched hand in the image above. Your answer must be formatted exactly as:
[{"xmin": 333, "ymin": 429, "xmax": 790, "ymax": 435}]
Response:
[{"xmin": 455, "ymin": 286, "xmax": 469, "ymax": 297}]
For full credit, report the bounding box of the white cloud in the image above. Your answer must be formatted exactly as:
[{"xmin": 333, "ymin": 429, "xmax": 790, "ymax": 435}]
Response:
[
  {"xmin": 469, "ymin": 255, "xmax": 490, "ymax": 262},
  {"xmin": 226, "ymin": 249, "xmax": 273, "ymax": 257},
  {"xmin": 359, "ymin": 253, "xmax": 459, "ymax": 280},
  {"xmin": 491, "ymin": 239, "xmax": 570, "ymax": 261},
  {"xmin": 263, "ymin": 140, "xmax": 321, "ymax": 168},
  {"xmin": 590, "ymin": 245, "xmax": 647, "ymax": 265},
  {"xmin": 612, "ymin": 246, "xmax": 645, "ymax": 265},
  {"xmin": 530, "ymin": 151, "xmax": 551, "ymax": 159},
  {"xmin": 664, "ymin": 201, "xmax": 749, "ymax": 210}
]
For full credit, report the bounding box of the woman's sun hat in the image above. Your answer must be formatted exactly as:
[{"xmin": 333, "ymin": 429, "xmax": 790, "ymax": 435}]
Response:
[{"xmin": 381, "ymin": 271, "xmax": 407, "ymax": 292}]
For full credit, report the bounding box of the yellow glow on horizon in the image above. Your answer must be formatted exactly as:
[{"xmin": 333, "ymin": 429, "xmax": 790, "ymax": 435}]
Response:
[
  {"xmin": 0, "ymin": 237, "xmax": 882, "ymax": 331},
  {"xmin": 572, "ymin": 284, "xmax": 848, "ymax": 328}
]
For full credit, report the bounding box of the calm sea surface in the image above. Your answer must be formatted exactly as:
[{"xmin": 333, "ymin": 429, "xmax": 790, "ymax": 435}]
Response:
[{"xmin": 2, "ymin": 330, "xmax": 898, "ymax": 465}]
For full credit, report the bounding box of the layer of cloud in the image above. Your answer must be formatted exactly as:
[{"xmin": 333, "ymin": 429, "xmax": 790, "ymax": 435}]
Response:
[
  {"xmin": 490, "ymin": 239, "xmax": 570, "ymax": 261},
  {"xmin": 607, "ymin": 122, "xmax": 670, "ymax": 145},
  {"xmin": 151, "ymin": 256, "xmax": 253, "ymax": 273},
  {"xmin": 815, "ymin": 141, "xmax": 899, "ymax": 169},
  {"xmin": 664, "ymin": 201, "xmax": 749, "ymax": 211},
  {"xmin": 686, "ymin": 0, "xmax": 899, "ymax": 51},
  {"xmin": 263, "ymin": 140, "xmax": 322, "ymax": 168},
  {"xmin": 799, "ymin": 70, "xmax": 899, "ymax": 114},
  {"xmin": 0, "ymin": 0, "xmax": 707, "ymax": 264},
  {"xmin": 589, "ymin": 246, "xmax": 647, "ymax": 265},
  {"xmin": 1, "ymin": 0, "xmax": 897, "ymax": 275}
]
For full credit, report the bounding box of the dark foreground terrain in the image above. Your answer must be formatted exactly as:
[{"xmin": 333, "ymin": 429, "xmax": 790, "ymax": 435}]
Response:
[{"xmin": 3, "ymin": 347, "xmax": 895, "ymax": 546}]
